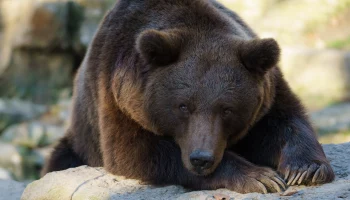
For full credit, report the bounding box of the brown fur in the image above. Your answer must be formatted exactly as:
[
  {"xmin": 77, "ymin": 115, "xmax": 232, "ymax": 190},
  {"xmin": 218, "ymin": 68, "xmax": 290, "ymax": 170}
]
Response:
[{"xmin": 42, "ymin": 0, "xmax": 334, "ymax": 194}]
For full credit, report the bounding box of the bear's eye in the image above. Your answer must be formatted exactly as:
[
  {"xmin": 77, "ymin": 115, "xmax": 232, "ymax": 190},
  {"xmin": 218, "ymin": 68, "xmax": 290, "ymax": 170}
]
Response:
[
  {"xmin": 179, "ymin": 104, "xmax": 189, "ymax": 113},
  {"xmin": 222, "ymin": 108, "xmax": 233, "ymax": 117}
]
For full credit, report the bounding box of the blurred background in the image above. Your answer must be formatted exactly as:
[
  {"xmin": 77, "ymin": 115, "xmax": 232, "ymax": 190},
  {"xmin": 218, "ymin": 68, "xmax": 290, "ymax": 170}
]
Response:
[{"xmin": 0, "ymin": 0, "xmax": 349, "ymax": 182}]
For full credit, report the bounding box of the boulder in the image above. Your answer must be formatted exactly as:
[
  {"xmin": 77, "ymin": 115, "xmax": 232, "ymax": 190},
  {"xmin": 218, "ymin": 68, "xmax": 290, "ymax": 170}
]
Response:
[
  {"xmin": 0, "ymin": 48, "xmax": 75, "ymax": 104},
  {"xmin": 0, "ymin": 0, "xmax": 118, "ymax": 104},
  {"xmin": 0, "ymin": 0, "xmax": 84, "ymax": 104},
  {"xmin": 21, "ymin": 143, "xmax": 350, "ymax": 200},
  {"xmin": 0, "ymin": 0, "xmax": 84, "ymax": 52},
  {"xmin": 0, "ymin": 142, "xmax": 43, "ymax": 180}
]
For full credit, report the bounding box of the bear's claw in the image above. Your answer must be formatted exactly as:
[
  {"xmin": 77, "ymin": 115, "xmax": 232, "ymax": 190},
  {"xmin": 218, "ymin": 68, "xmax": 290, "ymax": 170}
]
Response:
[
  {"xmin": 282, "ymin": 163, "xmax": 334, "ymax": 186},
  {"xmin": 244, "ymin": 167, "xmax": 286, "ymax": 193}
]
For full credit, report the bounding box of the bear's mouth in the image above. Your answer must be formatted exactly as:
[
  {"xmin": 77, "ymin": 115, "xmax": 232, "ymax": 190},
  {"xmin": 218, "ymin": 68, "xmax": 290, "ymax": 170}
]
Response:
[
  {"xmin": 193, "ymin": 167, "xmax": 212, "ymax": 176},
  {"xmin": 186, "ymin": 161, "xmax": 218, "ymax": 176},
  {"xmin": 189, "ymin": 166, "xmax": 216, "ymax": 176}
]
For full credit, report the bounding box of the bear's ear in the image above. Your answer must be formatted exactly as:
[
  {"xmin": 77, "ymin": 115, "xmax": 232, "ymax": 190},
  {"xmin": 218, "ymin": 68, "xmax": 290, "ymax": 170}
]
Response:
[
  {"xmin": 240, "ymin": 38, "xmax": 280, "ymax": 75},
  {"xmin": 136, "ymin": 29, "xmax": 183, "ymax": 66}
]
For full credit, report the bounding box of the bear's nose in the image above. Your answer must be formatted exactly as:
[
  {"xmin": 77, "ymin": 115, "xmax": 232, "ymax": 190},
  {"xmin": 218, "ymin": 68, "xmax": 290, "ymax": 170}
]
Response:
[{"xmin": 190, "ymin": 150, "xmax": 214, "ymax": 169}]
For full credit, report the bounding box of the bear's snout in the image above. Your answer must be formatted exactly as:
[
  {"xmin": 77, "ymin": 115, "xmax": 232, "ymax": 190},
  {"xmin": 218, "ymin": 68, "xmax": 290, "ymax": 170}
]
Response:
[
  {"xmin": 190, "ymin": 149, "xmax": 215, "ymax": 172},
  {"xmin": 176, "ymin": 114, "xmax": 227, "ymax": 176}
]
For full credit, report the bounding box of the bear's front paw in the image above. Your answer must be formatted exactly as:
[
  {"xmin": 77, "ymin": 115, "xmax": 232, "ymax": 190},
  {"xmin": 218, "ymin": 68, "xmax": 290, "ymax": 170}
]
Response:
[
  {"xmin": 230, "ymin": 167, "xmax": 286, "ymax": 194},
  {"xmin": 279, "ymin": 162, "xmax": 335, "ymax": 186}
]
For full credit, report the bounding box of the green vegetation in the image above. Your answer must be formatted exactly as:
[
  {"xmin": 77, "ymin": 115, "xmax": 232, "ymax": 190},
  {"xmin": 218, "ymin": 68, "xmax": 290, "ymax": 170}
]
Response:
[{"xmin": 327, "ymin": 36, "xmax": 350, "ymax": 49}]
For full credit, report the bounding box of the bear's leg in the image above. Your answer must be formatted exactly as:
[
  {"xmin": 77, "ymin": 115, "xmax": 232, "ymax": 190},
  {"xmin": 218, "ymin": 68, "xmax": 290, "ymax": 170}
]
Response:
[
  {"xmin": 99, "ymin": 108, "xmax": 286, "ymax": 193},
  {"xmin": 234, "ymin": 115, "xmax": 334, "ymax": 186},
  {"xmin": 41, "ymin": 136, "xmax": 84, "ymax": 176},
  {"xmin": 232, "ymin": 85, "xmax": 335, "ymax": 186},
  {"xmin": 276, "ymin": 118, "xmax": 335, "ymax": 186}
]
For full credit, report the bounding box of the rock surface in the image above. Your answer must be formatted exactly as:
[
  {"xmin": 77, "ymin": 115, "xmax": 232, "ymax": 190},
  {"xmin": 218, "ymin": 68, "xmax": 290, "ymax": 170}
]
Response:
[
  {"xmin": 0, "ymin": 141, "xmax": 43, "ymax": 180},
  {"xmin": 21, "ymin": 143, "xmax": 350, "ymax": 200},
  {"xmin": 0, "ymin": 0, "xmax": 116, "ymax": 104},
  {"xmin": 0, "ymin": 180, "xmax": 27, "ymax": 200}
]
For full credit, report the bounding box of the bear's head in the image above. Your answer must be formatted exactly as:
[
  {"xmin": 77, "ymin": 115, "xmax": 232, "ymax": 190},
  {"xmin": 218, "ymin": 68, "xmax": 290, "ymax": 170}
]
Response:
[{"xmin": 136, "ymin": 29, "xmax": 280, "ymax": 176}]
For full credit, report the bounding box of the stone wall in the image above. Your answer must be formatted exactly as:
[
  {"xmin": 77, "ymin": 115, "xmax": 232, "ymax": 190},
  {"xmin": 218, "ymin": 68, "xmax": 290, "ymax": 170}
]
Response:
[{"xmin": 0, "ymin": 0, "xmax": 114, "ymax": 104}]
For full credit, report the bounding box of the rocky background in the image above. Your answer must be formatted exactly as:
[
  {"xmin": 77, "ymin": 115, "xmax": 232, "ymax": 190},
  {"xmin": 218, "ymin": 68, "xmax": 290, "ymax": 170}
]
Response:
[
  {"xmin": 0, "ymin": 0, "xmax": 350, "ymax": 193},
  {"xmin": 0, "ymin": 0, "xmax": 115, "ymax": 181}
]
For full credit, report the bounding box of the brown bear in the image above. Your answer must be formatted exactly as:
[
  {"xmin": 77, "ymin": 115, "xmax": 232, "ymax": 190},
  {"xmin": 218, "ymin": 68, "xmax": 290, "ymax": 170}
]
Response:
[{"xmin": 42, "ymin": 0, "xmax": 335, "ymax": 194}]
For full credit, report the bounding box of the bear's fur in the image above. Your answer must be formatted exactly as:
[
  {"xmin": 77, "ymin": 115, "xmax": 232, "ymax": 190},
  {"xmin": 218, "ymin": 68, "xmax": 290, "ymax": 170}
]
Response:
[{"xmin": 42, "ymin": 0, "xmax": 335, "ymax": 194}]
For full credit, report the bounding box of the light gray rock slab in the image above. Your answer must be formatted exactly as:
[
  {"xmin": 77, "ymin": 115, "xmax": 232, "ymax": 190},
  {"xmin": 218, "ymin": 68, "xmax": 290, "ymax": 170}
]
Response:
[
  {"xmin": 0, "ymin": 180, "xmax": 27, "ymax": 200},
  {"xmin": 21, "ymin": 143, "xmax": 350, "ymax": 200}
]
